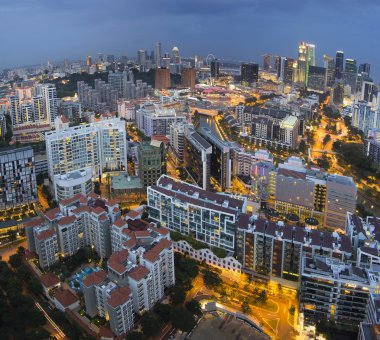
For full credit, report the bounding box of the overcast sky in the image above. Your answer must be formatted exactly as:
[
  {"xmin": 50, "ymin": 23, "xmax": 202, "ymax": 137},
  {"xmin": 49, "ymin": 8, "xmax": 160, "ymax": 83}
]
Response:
[{"xmin": 1, "ymin": 0, "xmax": 379, "ymax": 79}]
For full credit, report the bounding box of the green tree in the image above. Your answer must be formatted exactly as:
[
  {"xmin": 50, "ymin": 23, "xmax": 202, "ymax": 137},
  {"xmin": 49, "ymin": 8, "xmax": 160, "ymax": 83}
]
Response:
[
  {"xmin": 241, "ymin": 301, "xmax": 251, "ymax": 314},
  {"xmin": 170, "ymin": 307, "xmax": 196, "ymax": 332},
  {"xmin": 155, "ymin": 303, "xmax": 173, "ymax": 322},
  {"xmin": 9, "ymin": 253, "xmax": 22, "ymax": 268},
  {"xmin": 170, "ymin": 285, "xmax": 186, "ymax": 305},
  {"xmin": 202, "ymin": 269, "xmax": 222, "ymax": 288},
  {"xmin": 298, "ymin": 140, "xmax": 307, "ymax": 153},
  {"xmin": 323, "ymin": 134, "xmax": 331, "ymax": 146},
  {"xmin": 141, "ymin": 313, "xmax": 163, "ymax": 338},
  {"xmin": 185, "ymin": 299, "xmax": 202, "ymax": 316},
  {"xmin": 17, "ymin": 246, "xmax": 26, "ymax": 256},
  {"xmin": 28, "ymin": 278, "xmax": 43, "ymax": 295},
  {"xmin": 289, "ymin": 304, "xmax": 296, "ymax": 316},
  {"xmin": 126, "ymin": 331, "xmax": 143, "ymax": 340}
]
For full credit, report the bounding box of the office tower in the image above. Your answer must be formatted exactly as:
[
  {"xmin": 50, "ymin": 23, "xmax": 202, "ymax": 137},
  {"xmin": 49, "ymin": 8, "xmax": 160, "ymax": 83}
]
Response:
[
  {"xmin": 283, "ymin": 58, "xmax": 295, "ymax": 84},
  {"xmin": 154, "ymin": 68, "xmax": 171, "ymax": 90},
  {"xmin": 138, "ymin": 141, "xmax": 166, "ymax": 187},
  {"xmin": 352, "ymin": 102, "xmax": 380, "ymax": 135},
  {"xmin": 323, "ymin": 55, "xmax": 335, "ymax": 87},
  {"xmin": 0, "ymin": 146, "xmax": 37, "ymax": 210},
  {"xmin": 155, "ymin": 42, "xmax": 162, "ymax": 68},
  {"xmin": 197, "ymin": 125, "xmax": 232, "ymax": 190},
  {"xmin": 86, "ymin": 56, "xmax": 92, "ymax": 66},
  {"xmin": 307, "ymin": 66, "xmax": 327, "ymax": 93},
  {"xmin": 210, "ymin": 59, "xmax": 220, "ymax": 79},
  {"xmin": 236, "ymin": 215, "xmax": 353, "ymax": 281},
  {"xmin": 359, "ymin": 62, "xmax": 371, "ymax": 76},
  {"xmin": 148, "ymin": 175, "xmax": 247, "ymax": 251},
  {"xmin": 169, "ymin": 122, "xmax": 186, "ymax": 162},
  {"xmin": 172, "ymin": 46, "xmax": 180, "ymax": 64},
  {"xmin": 184, "ymin": 126, "xmax": 212, "ymax": 190},
  {"xmin": 276, "ymin": 57, "xmax": 286, "ymax": 79},
  {"xmin": 297, "ymin": 41, "xmax": 315, "ymax": 85},
  {"xmin": 8, "ymin": 95, "xmax": 21, "ymax": 125},
  {"xmin": 332, "ymin": 82, "xmax": 344, "ymax": 105},
  {"xmin": 344, "ymin": 58, "xmax": 358, "ymax": 93},
  {"xmin": 240, "ymin": 63, "xmax": 259, "ymax": 84},
  {"xmin": 136, "ymin": 103, "xmax": 186, "ymax": 137},
  {"xmin": 263, "ymin": 54, "xmax": 271, "ymax": 71},
  {"xmin": 107, "ymin": 54, "xmax": 115, "ymax": 63},
  {"xmin": 40, "ymin": 84, "xmax": 58, "ymax": 125},
  {"xmin": 162, "ymin": 53, "xmax": 171, "ymax": 69},
  {"xmin": 137, "ymin": 49, "xmax": 146, "ymax": 67},
  {"xmin": 45, "ymin": 118, "xmax": 127, "ymax": 181},
  {"xmin": 120, "ymin": 55, "xmax": 128, "ymax": 65},
  {"xmin": 335, "ymin": 50, "xmax": 344, "ymax": 79},
  {"xmin": 181, "ymin": 67, "xmax": 196, "ymax": 91}
]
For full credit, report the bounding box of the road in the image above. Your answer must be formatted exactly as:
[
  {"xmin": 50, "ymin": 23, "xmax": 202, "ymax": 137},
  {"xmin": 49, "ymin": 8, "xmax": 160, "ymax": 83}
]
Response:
[
  {"xmin": 0, "ymin": 238, "xmax": 27, "ymax": 261},
  {"xmin": 35, "ymin": 301, "xmax": 67, "ymax": 339}
]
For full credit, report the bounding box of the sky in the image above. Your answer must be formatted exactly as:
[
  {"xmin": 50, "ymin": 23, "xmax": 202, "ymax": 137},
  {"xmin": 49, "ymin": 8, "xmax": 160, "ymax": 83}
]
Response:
[{"xmin": 1, "ymin": 0, "xmax": 380, "ymax": 79}]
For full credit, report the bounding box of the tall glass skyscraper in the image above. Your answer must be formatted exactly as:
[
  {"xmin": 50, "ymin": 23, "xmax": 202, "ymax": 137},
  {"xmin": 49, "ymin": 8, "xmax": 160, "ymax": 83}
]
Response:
[{"xmin": 335, "ymin": 51, "xmax": 344, "ymax": 79}]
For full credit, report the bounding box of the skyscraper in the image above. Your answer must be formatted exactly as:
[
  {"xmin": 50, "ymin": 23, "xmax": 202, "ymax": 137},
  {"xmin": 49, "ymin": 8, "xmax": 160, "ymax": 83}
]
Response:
[
  {"xmin": 210, "ymin": 60, "xmax": 220, "ymax": 79},
  {"xmin": 297, "ymin": 41, "xmax": 315, "ymax": 85},
  {"xmin": 307, "ymin": 66, "xmax": 327, "ymax": 93},
  {"xmin": 155, "ymin": 42, "xmax": 162, "ymax": 68},
  {"xmin": 172, "ymin": 46, "xmax": 180, "ymax": 64},
  {"xmin": 137, "ymin": 50, "xmax": 146, "ymax": 67},
  {"xmin": 359, "ymin": 63, "xmax": 371, "ymax": 76},
  {"xmin": 335, "ymin": 51, "xmax": 344, "ymax": 79},
  {"xmin": 323, "ymin": 55, "xmax": 335, "ymax": 88},
  {"xmin": 86, "ymin": 56, "xmax": 92, "ymax": 66},
  {"xmin": 344, "ymin": 58, "xmax": 358, "ymax": 93},
  {"xmin": 40, "ymin": 84, "xmax": 58, "ymax": 125},
  {"xmin": 181, "ymin": 68, "xmax": 196, "ymax": 91},
  {"xmin": 283, "ymin": 58, "xmax": 295, "ymax": 84},
  {"xmin": 241, "ymin": 63, "xmax": 259, "ymax": 84},
  {"xmin": 263, "ymin": 54, "xmax": 271, "ymax": 71}
]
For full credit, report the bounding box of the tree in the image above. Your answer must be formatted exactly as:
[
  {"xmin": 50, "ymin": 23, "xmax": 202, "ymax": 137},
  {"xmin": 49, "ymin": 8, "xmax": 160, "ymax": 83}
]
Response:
[
  {"xmin": 170, "ymin": 285, "xmax": 186, "ymax": 305},
  {"xmin": 289, "ymin": 304, "xmax": 296, "ymax": 316},
  {"xmin": 155, "ymin": 303, "xmax": 173, "ymax": 322},
  {"xmin": 94, "ymin": 182, "xmax": 101, "ymax": 195},
  {"xmin": 202, "ymin": 269, "xmax": 222, "ymax": 288},
  {"xmin": 170, "ymin": 307, "xmax": 196, "ymax": 332},
  {"xmin": 9, "ymin": 253, "xmax": 22, "ymax": 268},
  {"xmin": 17, "ymin": 246, "xmax": 26, "ymax": 256},
  {"xmin": 323, "ymin": 134, "xmax": 331, "ymax": 146},
  {"xmin": 126, "ymin": 331, "xmax": 143, "ymax": 340},
  {"xmin": 141, "ymin": 313, "xmax": 162, "ymax": 338},
  {"xmin": 298, "ymin": 140, "xmax": 307, "ymax": 153},
  {"xmin": 28, "ymin": 278, "xmax": 43, "ymax": 295},
  {"xmin": 241, "ymin": 301, "xmax": 251, "ymax": 314},
  {"xmin": 257, "ymin": 290, "xmax": 268, "ymax": 305},
  {"xmin": 185, "ymin": 299, "xmax": 202, "ymax": 316}
]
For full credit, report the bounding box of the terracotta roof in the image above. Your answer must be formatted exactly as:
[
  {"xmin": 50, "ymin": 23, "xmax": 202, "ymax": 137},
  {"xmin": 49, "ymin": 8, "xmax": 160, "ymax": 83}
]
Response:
[
  {"xmin": 24, "ymin": 217, "xmax": 44, "ymax": 228},
  {"xmin": 144, "ymin": 239, "xmax": 172, "ymax": 263},
  {"xmin": 128, "ymin": 265, "xmax": 149, "ymax": 281},
  {"xmin": 113, "ymin": 218, "xmax": 128, "ymax": 228},
  {"xmin": 123, "ymin": 237, "xmax": 137, "ymax": 249},
  {"xmin": 237, "ymin": 214, "xmax": 250, "ymax": 229},
  {"xmin": 98, "ymin": 326, "xmax": 114, "ymax": 339},
  {"xmin": 112, "ymin": 207, "xmax": 120, "ymax": 213},
  {"xmin": 58, "ymin": 215, "xmax": 76, "ymax": 226},
  {"xmin": 150, "ymin": 226, "xmax": 170, "ymax": 235},
  {"xmin": 278, "ymin": 168, "xmax": 306, "ymax": 180},
  {"xmin": 108, "ymin": 250, "xmax": 129, "ymax": 274},
  {"xmin": 92, "ymin": 206, "xmax": 105, "ymax": 215},
  {"xmin": 107, "ymin": 199, "xmax": 118, "ymax": 207},
  {"xmin": 60, "ymin": 193, "xmax": 86, "ymax": 207},
  {"xmin": 126, "ymin": 210, "xmax": 141, "ymax": 219},
  {"xmin": 44, "ymin": 207, "xmax": 60, "ymax": 221},
  {"xmin": 107, "ymin": 286, "xmax": 132, "ymax": 308},
  {"xmin": 40, "ymin": 272, "xmax": 60, "ymax": 288},
  {"xmin": 88, "ymin": 193, "xmax": 99, "ymax": 200},
  {"xmin": 72, "ymin": 206, "xmax": 92, "ymax": 214},
  {"xmin": 99, "ymin": 214, "xmax": 108, "ymax": 222},
  {"xmin": 83, "ymin": 269, "xmax": 107, "ymax": 287},
  {"xmin": 135, "ymin": 230, "xmax": 151, "ymax": 238},
  {"xmin": 360, "ymin": 246, "xmax": 378, "ymax": 256},
  {"xmin": 54, "ymin": 289, "xmax": 79, "ymax": 307},
  {"xmin": 36, "ymin": 229, "xmax": 55, "ymax": 241}
]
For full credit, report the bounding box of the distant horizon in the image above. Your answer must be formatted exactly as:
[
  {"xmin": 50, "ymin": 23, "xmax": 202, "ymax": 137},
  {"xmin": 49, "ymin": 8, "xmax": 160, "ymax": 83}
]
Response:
[{"xmin": 1, "ymin": 0, "xmax": 380, "ymax": 79}]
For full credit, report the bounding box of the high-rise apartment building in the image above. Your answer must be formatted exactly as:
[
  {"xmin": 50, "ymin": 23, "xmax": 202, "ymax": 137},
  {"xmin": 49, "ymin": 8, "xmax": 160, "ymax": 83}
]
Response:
[
  {"xmin": 148, "ymin": 175, "xmax": 247, "ymax": 252},
  {"xmin": 45, "ymin": 117, "xmax": 127, "ymax": 183},
  {"xmin": 169, "ymin": 122, "xmax": 186, "ymax": 162},
  {"xmin": 40, "ymin": 84, "xmax": 58, "ymax": 125},
  {"xmin": 0, "ymin": 146, "xmax": 37, "ymax": 210},
  {"xmin": 138, "ymin": 141, "xmax": 166, "ymax": 188}
]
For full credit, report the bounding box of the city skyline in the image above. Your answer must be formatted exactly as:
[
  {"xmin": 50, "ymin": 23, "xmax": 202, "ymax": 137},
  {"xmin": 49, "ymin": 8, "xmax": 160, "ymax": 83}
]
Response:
[{"xmin": 1, "ymin": 0, "xmax": 380, "ymax": 78}]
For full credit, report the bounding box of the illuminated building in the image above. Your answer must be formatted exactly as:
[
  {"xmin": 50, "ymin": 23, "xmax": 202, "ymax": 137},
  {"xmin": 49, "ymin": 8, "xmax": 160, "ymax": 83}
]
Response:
[
  {"xmin": 236, "ymin": 215, "xmax": 353, "ymax": 282},
  {"xmin": 210, "ymin": 59, "xmax": 220, "ymax": 79},
  {"xmin": 283, "ymin": 58, "xmax": 295, "ymax": 84},
  {"xmin": 335, "ymin": 50, "xmax": 344, "ymax": 79},
  {"xmin": 155, "ymin": 67, "xmax": 171, "ymax": 90},
  {"xmin": 300, "ymin": 255, "xmax": 376, "ymax": 326},
  {"xmin": 344, "ymin": 58, "xmax": 358, "ymax": 94},
  {"xmin": 0, "ymin": 146, "xmax": 37, "ymax": 210},
  {"xmin": 352, "ymin": 101, "xmax": 380, "ymax": 135},
  {"xmin": 172, "ymin": 46, "xmax": 180, "ymax": 64},
  {"xmin": 364, "ymin": 138, "xmax": 380, "ymax": 166},
  {"xmin": 45, "ymin": 117, "xmax": 127, "ymax": 184},
  {"xmin": 307, "ymin": 66, "xmax": 326, "ymax": 93},
  {"xmin": 263, "ymin": 54, "xmax": 271, "ymax": 71},
  {"xmin": 297, "ymin": 41, "xmax": 315, "ymax": 85},
  {"xmin": 169, "ymin": 122, "xmax": 186, "ymax": 162},
  {"xmin": 240, "ymin": 63, "xmax": 259, "ymax": 84},
  {"xmin": 86, "ymin": 55, "xmax": 92, "ymax": 66},
  {"xmin": 359, "ymin": 62, "xmax": 371, "ymax": 76},
  {"xmin": 147, "ymin": 175, "xmax": 247, "ymax": 252}
]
